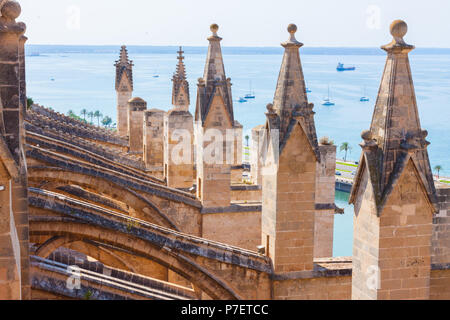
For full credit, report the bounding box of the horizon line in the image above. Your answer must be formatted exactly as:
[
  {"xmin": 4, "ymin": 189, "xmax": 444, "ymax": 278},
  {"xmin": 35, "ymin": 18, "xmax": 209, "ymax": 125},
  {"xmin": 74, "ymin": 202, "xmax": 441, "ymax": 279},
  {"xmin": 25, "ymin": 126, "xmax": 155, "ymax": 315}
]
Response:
[{"xmin": 25, "ymin": 44, "xmax": 450, "ymax": 49}]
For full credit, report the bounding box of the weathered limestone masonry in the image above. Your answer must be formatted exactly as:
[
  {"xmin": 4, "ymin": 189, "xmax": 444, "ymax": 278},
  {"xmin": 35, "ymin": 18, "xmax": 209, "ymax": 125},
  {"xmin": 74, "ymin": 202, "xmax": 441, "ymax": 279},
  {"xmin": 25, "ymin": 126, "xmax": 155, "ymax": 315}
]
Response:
[
  {"xmin": 350, "ymin": 20, "xmax": 438, "ymax": 300},
  {"xmin": 432, "ymin": 184, "xmax": 450, "ymax": 265},
  {"xmin": 0, "ymin": 0, "xmax": 30, "ymax": 300},
  {"xmin": 314, "ymin": 143, "xmax": 337, "ymax": 258},
  {"xmin": 195, "ymin": 24, "xmax": 234, "ymax": 208},
  {"xmin": 231, "ymin": 120, "xmax": 243, "ymax": 184},
  {"xmin": 144, "ymin": 108, "xmax": 165, "ymax": 178},
  {"xmin": 164, "ymin": 47, "xmax": 194, "ymax": 189},
  {"xmin": 127, "ymin": 97, "xmax": 146, "ymax": 154},
  {"xmin": 250, "ymin": 124, "xmax": 265, "ymax": 185},
  {"xmin": 261, "ymin": 24, "xmax": 320, "ymax": 273},
  {"xmin": 115, "ymin": 45, "xmax": 133, "ymax": 137}
]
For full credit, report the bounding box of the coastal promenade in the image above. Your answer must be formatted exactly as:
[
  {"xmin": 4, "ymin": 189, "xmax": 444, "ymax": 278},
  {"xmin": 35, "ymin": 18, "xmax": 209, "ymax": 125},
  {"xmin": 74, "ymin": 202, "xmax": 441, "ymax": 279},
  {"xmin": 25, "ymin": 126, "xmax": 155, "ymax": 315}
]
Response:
[{"xmin": 334, "ymin": 158, "xmax": 450, "ymax": 193}]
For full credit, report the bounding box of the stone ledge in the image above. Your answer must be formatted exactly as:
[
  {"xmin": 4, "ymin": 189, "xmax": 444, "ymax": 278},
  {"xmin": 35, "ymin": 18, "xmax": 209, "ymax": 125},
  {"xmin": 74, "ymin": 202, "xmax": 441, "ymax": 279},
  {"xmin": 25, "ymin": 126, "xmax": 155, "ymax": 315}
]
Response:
[
  {"xmin": 230, "ymin": 184, "xmax": 261, "ymax": 191},
  {"xmin": 201, "ymin": 203, "xmax": 262, "ymax": 214},
  {"xmin": 431, "ymin": 263, "xmax": 450, "ymax": 271}
]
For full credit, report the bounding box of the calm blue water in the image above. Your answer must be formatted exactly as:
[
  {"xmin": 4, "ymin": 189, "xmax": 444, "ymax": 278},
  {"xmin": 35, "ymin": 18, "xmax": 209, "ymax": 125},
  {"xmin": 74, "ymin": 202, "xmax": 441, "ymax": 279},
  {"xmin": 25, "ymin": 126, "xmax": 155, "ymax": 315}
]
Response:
[{"xmin": 25, "ymin": 46, "xmax": 450, "ymax": 256}]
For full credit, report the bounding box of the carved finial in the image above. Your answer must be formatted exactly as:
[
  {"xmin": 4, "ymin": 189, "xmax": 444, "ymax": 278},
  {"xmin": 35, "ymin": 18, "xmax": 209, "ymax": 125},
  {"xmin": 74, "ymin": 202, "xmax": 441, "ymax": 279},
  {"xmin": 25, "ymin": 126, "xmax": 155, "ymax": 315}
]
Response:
[
  {"xmin": 197, "ymin": 77, "xmax": 205, "ymax": 86},
  {"xmin": 282, "ymin": 23, "xmax": 303, "ymax": 48},
  {"xmin": 360, "ymin": 130, "xmax": 377, "ymax": 149},
  {"xmin": 208, "ymin": 23, "xmax": 222, "ymax": 41},
  {"xmin": 266, "ymin": 103, "xmax": 275, "ymax": 113},
  {"xmin": 382, "ymin": 19, "xmax": 414, "ymax": 52},
  {"xmin": 390, "ymin": 20, "xmax": 407, "ymax": 41},
  {"xmin": 287, "ymin": 23, "xmax": 297, "ymax": 35},
  {"xmin": 210, "ymin": 23, "xmax": 219, "ymax": 35},
  {"xmin": 361, "ymin": 130, "xmax": 372, "ymax": 142},
  {"xmin": 177, "ymin": 46, "xmax": 184, "ymax": 59},
  {"xmin": 1, "ymin": 1, "xmax": 21, "ymax": 22}
]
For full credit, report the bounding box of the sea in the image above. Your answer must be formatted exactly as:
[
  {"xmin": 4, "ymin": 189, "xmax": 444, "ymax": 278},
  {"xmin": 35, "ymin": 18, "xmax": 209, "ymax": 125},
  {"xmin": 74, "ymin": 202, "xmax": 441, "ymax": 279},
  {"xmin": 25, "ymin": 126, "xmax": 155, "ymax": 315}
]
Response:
[{"xmin": 25, "ymin": 45, "xmax": 450, "ymax": 257}]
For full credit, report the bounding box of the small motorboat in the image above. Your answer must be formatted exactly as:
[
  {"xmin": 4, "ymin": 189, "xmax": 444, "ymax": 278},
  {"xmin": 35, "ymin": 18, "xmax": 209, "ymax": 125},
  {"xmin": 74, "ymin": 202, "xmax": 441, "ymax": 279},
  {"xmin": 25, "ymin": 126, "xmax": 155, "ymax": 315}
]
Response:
[
  {"xmin": 337, "ymin": 62, "xmax": 356, "ymax": 72},
  {"xmin": 322, "ymin": 99, "xmax": 335, "ymax": 106},
  {"xmin": 238, "ymin": 97, "xmax": 247, "ymax": 103},
  {"xmin": 306, "ymin": 88, "xmax": 312, "ymax": 93}
]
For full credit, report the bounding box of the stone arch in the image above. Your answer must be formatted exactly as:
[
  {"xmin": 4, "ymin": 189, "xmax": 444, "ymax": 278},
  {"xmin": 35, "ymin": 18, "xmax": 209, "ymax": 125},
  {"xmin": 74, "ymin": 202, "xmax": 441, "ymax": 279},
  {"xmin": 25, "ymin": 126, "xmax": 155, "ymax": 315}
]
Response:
[
  {"xmin": 35, "ymin": 235, "xmax": 136, "ymax": 273},
  {"xmin": 28, "ymin": 167, "xmax": 179, "ymax": 231},
  {"xmin": 29, "ymin": 219, "xmax": 242, "ymax": 300}
]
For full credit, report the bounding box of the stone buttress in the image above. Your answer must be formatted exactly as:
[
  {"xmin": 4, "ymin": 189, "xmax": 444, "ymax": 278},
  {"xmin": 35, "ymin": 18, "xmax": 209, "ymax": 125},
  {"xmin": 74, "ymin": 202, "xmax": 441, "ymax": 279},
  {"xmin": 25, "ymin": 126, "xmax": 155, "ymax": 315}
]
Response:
[
  {"xmin": 0, "ymin": 0, "xmax": 30, "ymax": 300},
  {"xmin": 194, "ymin": 24, "xmax": 238, "ymax": 208},
  {"xmin": 164, "ymin": 47, "xmax": 194, "ymax": 189},
  {"xmin": 127, "ymin": 97, "xmax": 146, "ymax": 154},
  {"xmin": 261, "ymin": 24, "xmax": 320, "ymax": 273}
]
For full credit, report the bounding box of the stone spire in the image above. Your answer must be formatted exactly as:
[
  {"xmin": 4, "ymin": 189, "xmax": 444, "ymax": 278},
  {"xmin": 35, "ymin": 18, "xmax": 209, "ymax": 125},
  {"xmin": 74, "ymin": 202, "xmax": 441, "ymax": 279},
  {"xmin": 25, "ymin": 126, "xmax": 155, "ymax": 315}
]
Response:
[
  {"xmin": 350, "ymin": 20, "xmax": 437, "ymax": 214},
  {"xmin": 269, "ymin": 24, "xmax": 319, "ymax": 157},
  {"xmin": 115, "ymin": 45, "xmax": 133, "ymax": 91},
  {"xmin": 115, "ymin": 45, "xmax": 134, "ymax": 136},
  {"xmin": 172, "ymin": 46, "xmax": 190, "ymax": 110},
  {"xmin": 195, "ymin": 24, "xmax": 234, "ymax": 125}
]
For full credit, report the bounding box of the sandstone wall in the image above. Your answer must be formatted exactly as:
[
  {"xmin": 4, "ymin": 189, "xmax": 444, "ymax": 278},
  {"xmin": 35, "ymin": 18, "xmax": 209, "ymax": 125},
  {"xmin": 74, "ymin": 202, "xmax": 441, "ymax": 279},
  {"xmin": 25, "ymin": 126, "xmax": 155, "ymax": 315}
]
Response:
[
  {"xmin": 432, "ymin": 186, "xmax": 450, "ymax": 265},
  {"xmin": 202, "ymin": 210, "xmax": 261, "ymax": 251},
  {"xmin": 314, "ymin": 144, "xmax": 336, "ymax": 258}
]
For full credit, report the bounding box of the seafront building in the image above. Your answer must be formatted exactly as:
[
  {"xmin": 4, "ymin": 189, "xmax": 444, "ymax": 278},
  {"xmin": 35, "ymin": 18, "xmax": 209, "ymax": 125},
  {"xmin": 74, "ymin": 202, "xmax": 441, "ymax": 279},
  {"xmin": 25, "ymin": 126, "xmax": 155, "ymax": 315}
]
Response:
[{"xmin": 0, "ymin": 0, "xmax": 449, "ymax": 300}]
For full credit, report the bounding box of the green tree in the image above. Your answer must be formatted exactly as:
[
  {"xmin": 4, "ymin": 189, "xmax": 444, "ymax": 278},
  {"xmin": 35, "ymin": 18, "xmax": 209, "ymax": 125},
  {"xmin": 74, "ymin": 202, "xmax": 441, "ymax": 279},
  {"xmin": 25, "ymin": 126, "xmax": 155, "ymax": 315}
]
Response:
[
  {"xmin": 340, "ymin": 142, "xmax": 352, "ymax": 162},
  {"xmin": 102, "ymin": 116, "xmax": 112, "ymax": 128},
  {"xmin": 88, "ymin": 111, "xmax": 94, "ymax": 124},
  {"xmin": 26, "ymin": 97, "xmax": 34, "ymax": 109},
  {"xmin": 434, "ymin": 165, "xmax": 443, "ymax": 179},
  {"xmin": 245, "ymin": 135, "xmax": 250, "ymax": 147},
  {"xmin": 80, "ymin": 109, "xmax": 87, "ymax": 121},
  {"xmin": 67, "ymin": 110, "xmax": 75, "ymax": 117},
  {"xmin": 94, "ymin": 110, "xmax": 102, "ymax": 126}
]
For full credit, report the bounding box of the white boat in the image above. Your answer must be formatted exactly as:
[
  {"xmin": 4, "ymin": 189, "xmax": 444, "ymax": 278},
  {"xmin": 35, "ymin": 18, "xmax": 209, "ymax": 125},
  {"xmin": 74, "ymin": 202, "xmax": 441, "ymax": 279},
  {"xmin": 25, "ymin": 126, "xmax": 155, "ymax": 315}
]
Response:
[
  {"xmin": 245, "ymin": 81, "xmax": 255, "ymax": 99},
  {"xmin": 360, "ymin": 86, "xmax": 369, "ymax": 102},
  {"xmin": 322, "ymin": 86, "xmax": 335, "ymax": 106}
]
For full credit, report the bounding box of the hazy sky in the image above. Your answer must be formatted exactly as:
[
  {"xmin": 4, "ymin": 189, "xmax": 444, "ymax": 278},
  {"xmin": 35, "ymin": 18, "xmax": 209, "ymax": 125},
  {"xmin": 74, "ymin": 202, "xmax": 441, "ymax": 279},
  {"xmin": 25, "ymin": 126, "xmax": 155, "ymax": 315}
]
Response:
[{"xmin": 18, "ymin": 0, "xmax": 450, "ymax": 47}]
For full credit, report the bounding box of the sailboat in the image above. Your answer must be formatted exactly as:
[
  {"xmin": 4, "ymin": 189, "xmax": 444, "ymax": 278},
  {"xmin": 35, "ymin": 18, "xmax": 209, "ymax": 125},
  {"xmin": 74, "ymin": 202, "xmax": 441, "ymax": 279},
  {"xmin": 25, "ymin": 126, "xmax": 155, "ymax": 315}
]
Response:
[
  {"xmin": 322, "ymin": 86, "xmax": 335, "ymax": 106},
  {"xmin": 152, "ymin": 69, "xmax": 160, "ymax": 78},
  {"xmin": 238, "ymin": 97, "xmax": 247, "ymax": 103},
  {"xmin": 360, "ymin": 86, "xmax": 369, "ymax": 102},
  {"xmin": 244, "ymin": 81, "xmax": 255, "ymax": 99}
]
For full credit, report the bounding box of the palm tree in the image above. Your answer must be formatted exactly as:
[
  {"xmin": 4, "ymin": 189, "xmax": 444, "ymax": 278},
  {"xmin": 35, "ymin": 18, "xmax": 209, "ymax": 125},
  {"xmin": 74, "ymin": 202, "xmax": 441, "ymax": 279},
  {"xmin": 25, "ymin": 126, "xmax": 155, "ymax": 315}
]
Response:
[
  {"xmin": 26, "ymin": 97, "xmax": 34, "ymax": 109},
  {"xmin": 94, "ymin": 110, "xmax": 102, "ymax": 126},
  {"xmin": 88, "ymin": 111, "xmax": 94, "ymax": 124},
  {"xmin": 340, "ymin": 142, "xmax": 352, "ymax": 162},
  {"xmin": 80, "ymin": 109, "xmax": 87, "ymax": 121},
  {"xmin": 67, "ymin": 110, "xmax": 75, "ymax": 118},
  {"xmin": 102, "ymin": 116, "xmax": 112, "ymax": 128},
  {"xmin": 434, "ymin": 165, "xmax": 443, "ymax": 179},
  {"xmin": 245, "ymin": 135, "xmax": 250, "ymax": 147}
]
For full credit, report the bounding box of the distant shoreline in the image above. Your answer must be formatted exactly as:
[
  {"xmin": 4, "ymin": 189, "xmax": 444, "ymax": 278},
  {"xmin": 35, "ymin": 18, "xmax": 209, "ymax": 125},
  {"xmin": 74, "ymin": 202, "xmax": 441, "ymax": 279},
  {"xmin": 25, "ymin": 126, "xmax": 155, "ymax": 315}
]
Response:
[{"xmin": 25, "ymin": 45, "xmax": 450, "ymax": 56}]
